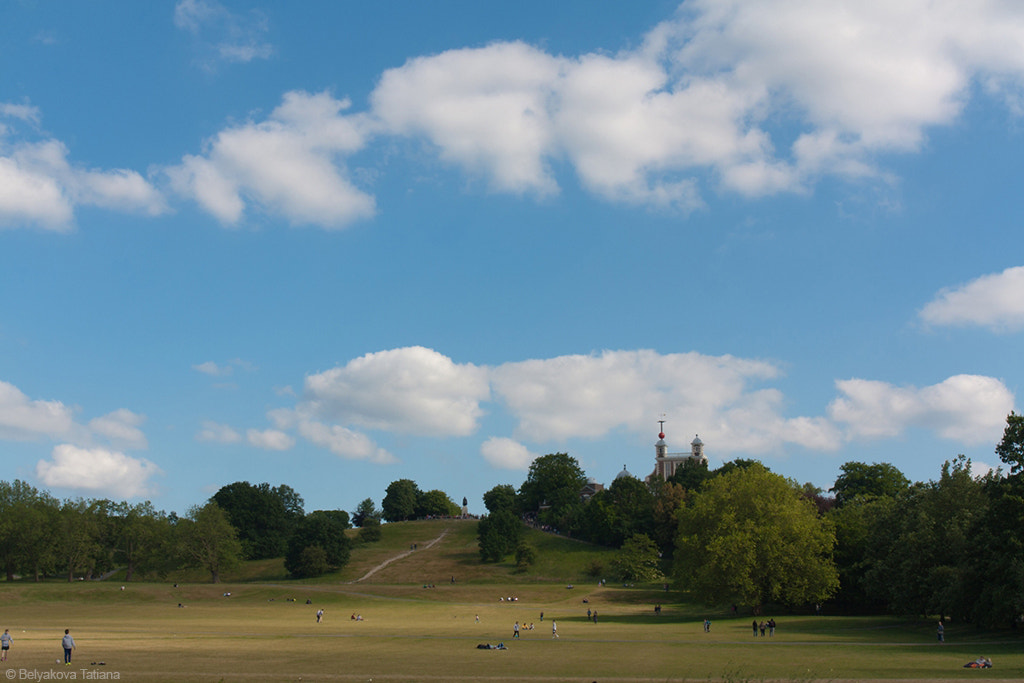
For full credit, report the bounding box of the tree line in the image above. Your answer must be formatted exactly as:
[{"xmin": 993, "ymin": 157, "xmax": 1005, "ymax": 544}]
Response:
[
  {"xmin": 4, "ymin": 412, "xmax": 1022, "ymax": 627},
  {"xmin": 0, "ymin": 474, "xmax": 465, "ymax": 584},
  {"xmin": 0, "ymin": 481, "xmax": 390, "ymax": 583},
  {"xmin": 475, "ymin": 413, "xmax": 1024, "ymax": 626}
]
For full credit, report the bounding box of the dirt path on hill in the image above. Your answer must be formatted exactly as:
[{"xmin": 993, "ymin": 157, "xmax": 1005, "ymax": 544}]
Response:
[{"xmin": 349, "ymin": 527, "xmax": 450, "ymax": 583}]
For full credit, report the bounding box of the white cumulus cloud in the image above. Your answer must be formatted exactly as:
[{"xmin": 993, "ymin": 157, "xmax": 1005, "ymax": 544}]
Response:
[
  {"xmin": 246, "ymin": 428, "xmax": 294, "ymax": 451},
  {"xmin": 296, "ymin": 419, "xmax": 394, "ymax": 464},
  {"xmin": 36, "ymin": 444, "xmax": 162, "ymax": 498},
  {"xmin": 302, "ymin": 346, "xmax": 490, "ymax": 437},
  {"xmin": 0, "ymin": 380, "xmax": 76, "ymax": 441},
  {"xmin": 167, "ymin": 90, "xmax": 375, "ymax": 229},
  {"xmin": 0, "ymin": 125, "xmax": 166, "ymax": 231},
  {"xmin": 209, "ymin": 346, "xmax": 1015, "ymax": 470},
  {"xmin": 490, "ymin": 350, "xmax": 798, "ymax": 451},
  {"xmin": 828, "ymin": 374, "xmax": 1014, "ymax": 445},
  {"xmin": 480, "ymin": 437, "xmax": 537, "ymax": 470},
  {"xmin": 371, "ymin": 41, "xmax": 563, "ymax": 196},
  {"xmin": 88, "ymin": 409, "xmax": 148, "ymax": 450},
  {"xmin": 365, "ymin": 0, "xmax": 1024, "ymax": 209},
  {"xmin": 919, "ymin": 265, "xmax": 1024, "ymax": 332}
]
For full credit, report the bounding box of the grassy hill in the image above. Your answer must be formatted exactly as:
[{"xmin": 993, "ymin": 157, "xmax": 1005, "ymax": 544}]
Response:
[
  {"xmin": 4, "ymin": 519, "xmax": 1023, "ymax": 681},
  {"xmin": 165, "ymin": 518, "xmax": 618, "ymax": 586}
]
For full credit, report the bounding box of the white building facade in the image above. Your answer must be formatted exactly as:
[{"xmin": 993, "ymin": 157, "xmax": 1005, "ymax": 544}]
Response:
[{"xmin": 646, "ymin": 426, "xmax": 707, "ymax": 483}]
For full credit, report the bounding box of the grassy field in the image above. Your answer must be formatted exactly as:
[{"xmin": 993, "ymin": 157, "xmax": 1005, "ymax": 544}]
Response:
[{"xmin": 0, "ymin": 519, "xmax": 1020, "ymax": 682}]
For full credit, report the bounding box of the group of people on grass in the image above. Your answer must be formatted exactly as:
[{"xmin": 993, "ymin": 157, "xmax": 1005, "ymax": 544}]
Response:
[
  {"xmin": 0, "ymin": 628, "xmax": 75, "ymax": 665},
  {"xmin": 513, "ymin": 621, "xmax": 554, "ymax": 638},
  {"xmin": 752, "ymin": 618, "xmax": 776, "ymax": 637}
]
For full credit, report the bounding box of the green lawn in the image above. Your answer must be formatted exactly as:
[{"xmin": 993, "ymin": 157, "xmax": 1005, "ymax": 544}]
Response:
[{"xmin": 0, "ymin": 520, "xmax": 1019, "ymax": 682}]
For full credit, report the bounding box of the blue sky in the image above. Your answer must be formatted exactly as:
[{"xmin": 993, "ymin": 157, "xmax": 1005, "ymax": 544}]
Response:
[{"xmin": 2, "ymin": 0, "xmax": 1023, "ymax": 516}]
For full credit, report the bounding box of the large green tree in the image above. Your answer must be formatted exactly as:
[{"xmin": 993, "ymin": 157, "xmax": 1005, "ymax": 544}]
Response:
[
  {"xmin": 111, "ymin": 501, "xmax": 174, "ymax": 581},
  {"xmin": 212, "ymin": 482, "xmax": 305, "ymax": 560},
  {"xmin": 351, "ymin": 497, "xmax": 381, "ymax": 527},
  {"xmin": 285, "ymin": 510, "xmax": 352, "ymax": 578},
  {"xmin": 862, "ymin": 456, "xmax": 993, "ymax": 621},
  {"xmin": 611, "ymin": 533, "xmax": 664, "ymax": 582},
  {"xmin": 482, "ymin": 484, "xmax": 517, "ymax": 514},
  {"xmin": 667, "ymin": 458, "xmax": 711, "ymax": 492},
  {"xmin": 17, "ymin": 489, "xmax": 60, "ymax": 581},
  {"xmin": 828, "ymin": 494, "xmax": 897, "ymax": 610},
  {"xmin": 177, "ymin": 502, "xmax": 243, "ymax": 583},
  {"xmin": 418, "ymin": 489, "xmax": 459, "ymax": 517},
  {"xmin": 382, "ymin": 479, "xmax": 421, "ymax": 522},
  {"xmin": 650, "ymin": 482, "xmax": 687, "ymax": 556},
  {"xmin": 573, "ymin": 492, "xmax": 618, "ymax": 546},
  {"xmin": 0, "ymin": 480, "xmax": 58, "ymax": 581},
  {"xmin": 968, "ymin": 472, "xmax": 1024, "ymax": 626},
  {"xmin": 516, "ymin": 453, "xmax": 586, "ymax": 528},
  {"xmin": 996, "ymin": 411, "xmax": 1024, "ymax": 474},
  {"xmin": 574, "ymin": 475, "xmax": 656, "ymax": 548},
  {"xmin": 675, "ymin": 463, "xmax": 838, "ymax": 610},
  {"xmin": 830, "ymin": 461, "xmax": 910, "ymax": 507},
  {"xmin": 56, "ymin": 498, "xmax": 102, "ymax": 582},
  {"xmin": 477, "ymin": 509, "xmax": 522, "ymax": 562},
  {"xmin": 973, "ymin": 413, "xmax": 1024, "ymax": 625}
]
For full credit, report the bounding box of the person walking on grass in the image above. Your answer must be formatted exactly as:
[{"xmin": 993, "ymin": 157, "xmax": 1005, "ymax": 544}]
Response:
[
  {"xmin": 1, "ymin": 629, "xmax": 11, "ymax": 661},
  {"xmin": 552, "ymin": 621, "xmax": 558, "ymax": 638},
  {"xmin": 62, "ymin": 629, "xmax": 75, "ymax": 665}
]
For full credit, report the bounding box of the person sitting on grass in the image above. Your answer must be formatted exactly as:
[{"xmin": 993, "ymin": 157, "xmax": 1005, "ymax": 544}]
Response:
[{"xmin": 963, "ymin": 657, "xmax": 992, "ymax": 668}]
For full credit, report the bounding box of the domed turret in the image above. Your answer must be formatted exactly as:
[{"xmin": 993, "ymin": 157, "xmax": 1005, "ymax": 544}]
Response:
[{"xmin": 691, "ymin": 434, "xmax": 705, "ymax": 463}]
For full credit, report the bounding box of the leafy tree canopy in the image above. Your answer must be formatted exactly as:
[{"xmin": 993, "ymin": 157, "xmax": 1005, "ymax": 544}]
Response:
[
  {"xmin": 612, "ymin": 533, "xmax": 664, "ymax": 582},
  {"xmin": 996, "ymin": 411, "xmax": 1024, "ymax": 474},
  {"xmin": 861, "ymin": 456, "xmax": 991, "ymax": 621},
  {"xmin": 177, "ymin": 502, "xmax": 242, "ymax": 583},
  {"xmin": 418, "ymin": 489, "xmax": 459, "ymax": 517},
  {"xmin": 351, "ymin": 497, "xmax": 381, "ymax": 527},
  {"xmin": 482, "ymin": 484, "xmax": 517, "ymax": 514},
  {"xmin": 382, "ymin": 479, "xmax": 421, "ymax": 522},
  {"xmin": 575, "ymin": 475, "xmax": 655, "ymax": 548},
  {"xmin": 675, "ymin": 463, "xmax": 838, "ymax": 609},
  {"xmin": 212, "ymin": 481, "xmax": 304, "ymax": 560},
  {"xmin": 477, "ymin": 509, "xmax": 522, "ymax": 563},
  {"xmin": 285, "ymin": 510, "xmax": 352, "ymax": 578},
  {"xmin": 516, "ymin": 453, "xmax": 586, "ymax": 527},
  {"xmin": 667, "ymin": 458, "xmax": 711, "ymax": 492},
  {"xmin": 830, "ymin": 461, "xmax": 910, "ymax": 507}
]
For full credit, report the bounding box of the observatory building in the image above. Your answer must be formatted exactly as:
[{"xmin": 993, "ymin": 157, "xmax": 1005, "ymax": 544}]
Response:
[{"xmin": 645, "ymin": 420, "xmax": 707, "ymax": 484}]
